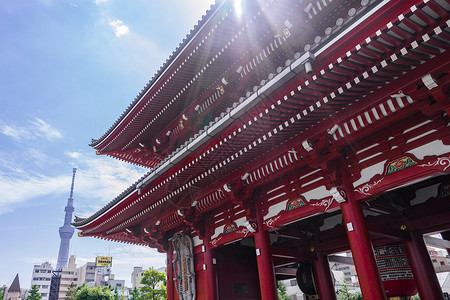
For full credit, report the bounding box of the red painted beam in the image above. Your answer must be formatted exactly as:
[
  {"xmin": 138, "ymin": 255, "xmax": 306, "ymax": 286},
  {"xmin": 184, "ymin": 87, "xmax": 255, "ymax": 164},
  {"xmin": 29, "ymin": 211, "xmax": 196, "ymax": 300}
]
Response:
[
  {"xmin": 274, "ymin": 267, "xmax": 297, "ymax": 276},
  {"xmin": 271, "ymin": 246, "xmax": 316, "ymax": 261},
  {"xmin": 273, "ymin": 257, "xmax": 298, "ymax": 268},
  {"xmin": 366, "ymin": 220, "xmax": 409, "ymax": 241}
]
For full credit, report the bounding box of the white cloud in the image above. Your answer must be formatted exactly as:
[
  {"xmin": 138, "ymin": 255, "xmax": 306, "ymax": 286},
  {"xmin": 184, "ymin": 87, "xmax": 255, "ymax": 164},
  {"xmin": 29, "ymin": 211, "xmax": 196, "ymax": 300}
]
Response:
[
  {"xmin": 0, "ymin": 118, "xmax": 63, "ymax": 142},
  {"xmin": 0, "ymin": 123, "xmax": 31, "ymax": 141},
  {"xmin": 109, "ymin": 19, "xmax": 130, "ymax": 37},
  {"xmin": 66, "ymin": 151, "xmax": 81, "ymax": 159},
  {"xmin": 0, "ymin": 171, "xmax": 71, "ymax": 214},
  {"xmin": 95, "ymin": 0, "xmax": 109, "ymax": 4},
  {"xmin": 65, "ymin": 151, "xmax": 145, "ymax": 216},
  {"xmin": 0, "ymin": 150, "xmax": 144, "ymax": 216},
  {"xmin": 32, "ymin": 118, "xmax": 63, "ymax": 141}
]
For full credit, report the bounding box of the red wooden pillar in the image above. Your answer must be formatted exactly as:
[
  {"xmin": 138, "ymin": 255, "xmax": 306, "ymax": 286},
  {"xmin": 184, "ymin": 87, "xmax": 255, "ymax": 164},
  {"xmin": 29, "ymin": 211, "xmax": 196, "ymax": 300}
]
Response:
[
  {"xmin": 203, "ymin": 221, "xmax": 218, "ymax": 300},
  {"xmin": 340, "ymin": 163, "xmax": 387, "ymax": 300},
  {"xmin": 405, "ymin": 231, "xmax": 444, "ymax": 300},
  {"xmin": 313, "ymin": 253, "xmax": 337, "ymax": 300},
  {"xmin": 254, "ymin": 207, "xmax": 278, "ymax": 300},
  {"xmin": 167, "ymin": 244, "xmax": 174, "ymax": 300}
]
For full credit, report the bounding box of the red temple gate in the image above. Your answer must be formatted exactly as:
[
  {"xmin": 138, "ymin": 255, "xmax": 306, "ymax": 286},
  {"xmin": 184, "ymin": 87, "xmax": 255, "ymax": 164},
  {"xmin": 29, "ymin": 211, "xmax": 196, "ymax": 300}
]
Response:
[{"xmin": 74, "ymin": 0, "xmax": 450, "ymax": 299}]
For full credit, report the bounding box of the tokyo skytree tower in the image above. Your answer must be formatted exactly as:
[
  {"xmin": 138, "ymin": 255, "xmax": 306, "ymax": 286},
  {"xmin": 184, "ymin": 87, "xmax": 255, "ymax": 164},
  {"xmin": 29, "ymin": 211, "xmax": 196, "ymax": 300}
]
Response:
[{"xmin": 56, "ymin": 168, "xmax": 77, "ymax": 270}]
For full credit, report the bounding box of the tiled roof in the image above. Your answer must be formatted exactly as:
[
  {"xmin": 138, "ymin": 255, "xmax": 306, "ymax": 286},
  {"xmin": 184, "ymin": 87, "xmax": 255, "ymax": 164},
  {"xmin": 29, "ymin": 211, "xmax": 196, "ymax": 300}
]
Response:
[{"xmin": 90, "ymin": 1, "xmax": 221, "ymax": 148}]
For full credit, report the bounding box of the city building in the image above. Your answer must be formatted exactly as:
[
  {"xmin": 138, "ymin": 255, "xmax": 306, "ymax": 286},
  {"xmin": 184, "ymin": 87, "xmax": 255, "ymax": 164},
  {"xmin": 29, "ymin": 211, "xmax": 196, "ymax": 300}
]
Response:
[
  {"xmin": 131, "ymin": 267, "xmax": 144, "ymax": 289},
  {"xmin": 4, "ymin": 274, "xmax": 23, "ymax": 300},
  {"xmin": 77, "ymin": 262, "xmax": 96, "ymax": 287},
  {"xmin": 106, "ymin": 274, "xmax": 125, "ymax": 290},
  {"xmin": 30, "ymin": 254, "xmax": 125, "ymax": 300},
  {"xmin": 429, "ymin": 248, "xmax": 450, "ymax": 273},
  {"xmin": 30, "ymin": 262, "xmax": 53, "ymax": 300},
  {"xmin": 73, "ymin": 0, "xmax": 450, "ymax": 299},
  {"xmin": 57, "ymin": 256, "xmax": 78, "ymax": 300},
  {"xmin": 93, "ymin": 266, "xmax": 111, "ymax": 287},
  {"xmin": 329, "ymin": 252, "xmax": 358, "ymax": 285}
]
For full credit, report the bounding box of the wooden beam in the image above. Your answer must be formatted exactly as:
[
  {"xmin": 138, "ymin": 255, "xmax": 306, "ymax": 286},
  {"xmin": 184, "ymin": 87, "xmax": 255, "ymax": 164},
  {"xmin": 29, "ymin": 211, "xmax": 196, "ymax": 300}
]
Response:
[
  {"xmin": 271, "ymin": 246, "xmax": 316, "ymax": 260},
  {"xmin": 328, "ymin": 255, "xmax": 354, "ymax": 265},
  {"xmin": 273, "ymin": 257, "xmax": 298, "ymax": 268},
  {"xmin": 409, "ymin": 210, "xmax": 450, "ymax": 233},
  {"xmin": 275, "ymin": 267, "xmax": 297, "ymax": 276},
  {"xmin": 366, "ymin": 220, "xmax": 409, "ymax": 241},
  {"xmin": 313, "ymin": 236, "xmax": 350, "ymax": 254},
  {"xmin": 270, "ymin": 228, "xmax": 312, "ymax": 241}
]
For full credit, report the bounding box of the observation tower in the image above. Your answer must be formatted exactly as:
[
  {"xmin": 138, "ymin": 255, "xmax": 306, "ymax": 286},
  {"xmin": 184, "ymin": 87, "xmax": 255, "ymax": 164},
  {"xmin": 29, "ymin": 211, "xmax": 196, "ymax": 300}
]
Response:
[{"xmin": 56, "ymin": 168, "xmax": 77, "ymax": 270}]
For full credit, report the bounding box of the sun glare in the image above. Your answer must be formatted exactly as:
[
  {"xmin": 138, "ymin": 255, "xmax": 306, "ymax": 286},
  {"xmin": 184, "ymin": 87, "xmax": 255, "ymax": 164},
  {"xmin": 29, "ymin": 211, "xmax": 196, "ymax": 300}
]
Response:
[{"xmin": 234, "ymin": 0, "xmax": 242, "ymax": 17}]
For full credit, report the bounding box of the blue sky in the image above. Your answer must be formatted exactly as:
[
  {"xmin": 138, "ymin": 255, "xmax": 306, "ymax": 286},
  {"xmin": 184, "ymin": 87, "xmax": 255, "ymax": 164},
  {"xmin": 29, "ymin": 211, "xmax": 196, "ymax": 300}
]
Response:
[{"xmin": 0, "ymin": 0, "xmax": 214, "ymax": 288}]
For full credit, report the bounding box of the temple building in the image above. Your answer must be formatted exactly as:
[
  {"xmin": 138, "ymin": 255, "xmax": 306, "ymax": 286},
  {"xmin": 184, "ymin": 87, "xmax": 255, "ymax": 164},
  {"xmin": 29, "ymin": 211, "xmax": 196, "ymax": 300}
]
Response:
[{"xmin": 73, "ymin": 0, "xmax": 450, "ymax": 299}]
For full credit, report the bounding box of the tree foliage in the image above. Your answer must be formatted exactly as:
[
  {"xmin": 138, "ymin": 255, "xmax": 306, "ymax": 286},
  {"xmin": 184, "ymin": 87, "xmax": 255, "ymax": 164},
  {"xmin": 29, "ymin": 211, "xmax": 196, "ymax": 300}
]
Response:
[
  {"xmin": 112, "ymin": 287, "xmax": 120, "ymax": 300},
  {"xmin": 65, "ymin": 283, "xmax": 77, "ymax": 300},
  {"xmin": 140, "ymin": 268, "xmax": 166, "ymax": 300},
  {"xmin": 130, "ymin": 287, "xmax": 141, "ymax": 300},
  {"xmin": 27, "ymin": 285, "xmax": 42, "ymax": 300},
  {"xmin": 74, "ymin": 284, "xmax": 113, "ymax": 300},
  {"xmin": 337, "ymin": 278, "xmax": 362, "ymax": 300},
  {"xmin": 277, "ymin": 282, "xmax": 290, "ymax": 300}
]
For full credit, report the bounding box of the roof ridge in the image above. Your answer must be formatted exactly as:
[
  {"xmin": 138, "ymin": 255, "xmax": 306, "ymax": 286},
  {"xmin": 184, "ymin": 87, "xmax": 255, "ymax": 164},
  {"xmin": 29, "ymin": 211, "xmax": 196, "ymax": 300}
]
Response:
[{"xmin": 90, "ymin": 1, "xmax": 221, "ymax": 148}]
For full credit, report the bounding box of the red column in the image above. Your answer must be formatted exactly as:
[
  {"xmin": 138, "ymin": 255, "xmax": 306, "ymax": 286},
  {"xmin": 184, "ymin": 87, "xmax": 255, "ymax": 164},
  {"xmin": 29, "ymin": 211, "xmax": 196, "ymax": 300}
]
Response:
[
  {"xmin": 340, "ymin": 164, "xmax": 386, "ymax": 300},
  {"xmin": 254, "ymin": 207, "xmax": 278, "ymax": 300},
  {"xmin": 405, "ymin": 231, "xmax": 444, "ymax": 300},
  {"xmin": 313, "ymin": 253, "xmax": 337, "ymax": 300},
  {"xmin": 203, "ymin": 221, "xmax": 218, "ymax": 300},
  {"xmin": 167, "ymin": 245, "xmax": 174, "ymax": 300}
]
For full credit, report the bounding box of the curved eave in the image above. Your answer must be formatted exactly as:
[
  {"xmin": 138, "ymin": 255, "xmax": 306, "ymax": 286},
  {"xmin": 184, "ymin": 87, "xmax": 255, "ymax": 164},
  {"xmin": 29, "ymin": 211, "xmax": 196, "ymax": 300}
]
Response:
[
  {"xmin": 74, "ymin": 0, "xmax": 386, "ymax": 234},
  {"xmin": 90, "ymin": 1, "xmax": 224, "ymax": 152},
  {"xmin": 76, "ymin": 0, "xmax": 449, "ymax": 239},
  {"xmin": 73, "ymin": 174, "xmax": 144, "ymax": 229},
  {"xmin": 90, "ymin": 0, "xmax": 301, "ymax": 158}
]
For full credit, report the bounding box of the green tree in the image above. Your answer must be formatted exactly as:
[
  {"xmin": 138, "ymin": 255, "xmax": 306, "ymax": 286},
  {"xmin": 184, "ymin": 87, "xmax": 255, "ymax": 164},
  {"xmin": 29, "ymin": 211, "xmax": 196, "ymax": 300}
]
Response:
[
  {"xmin": 130, "ymin": 287, "xmax": 141, "ymax": 300},
  {"xmin": 75, "ymin": 284, "xmax": 113, "ymax": 300},
  {"xmin": 277, "ymin": 281, "xmax": 290, "ymax": 300},
  {"xmin": 412, "ymin": 294, "xmax": 421, "ymax": 300},
  {"xmin": 337, "ymin": 278, "xmax": 362, "ymax": 300},
  {"xmin": 65, "ymin": 283, "xmax": 77, "ymax": 300},
  {"xmin": 140, "ymin": 268, "xmax": 166, "ymax": 300},
  {"xmin": 112, "ymin": 287, "xmax": 120, "ymax": 300},
  {"xmin": 27, "ymin": 285, "xmax": 42, "ymax": 300}
]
